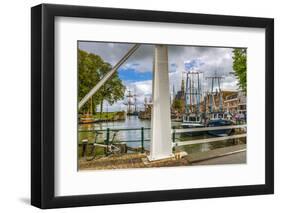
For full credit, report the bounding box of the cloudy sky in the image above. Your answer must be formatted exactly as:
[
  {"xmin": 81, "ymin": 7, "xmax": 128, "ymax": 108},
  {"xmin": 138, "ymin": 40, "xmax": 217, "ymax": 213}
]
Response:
[{"xmin": 78, "ymin": 41, "xmax": 239, "ymax": 112}]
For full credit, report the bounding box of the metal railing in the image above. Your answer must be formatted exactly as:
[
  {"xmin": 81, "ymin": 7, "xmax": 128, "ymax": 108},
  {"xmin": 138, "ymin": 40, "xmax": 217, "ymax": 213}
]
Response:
[
  {"xmin": 79, "ymin": 125, "xmax": 247, "ymax": 157},
  {"xmin": 172, "ymin": 125, "xmax": 246, "ymax": 146},
  {"xmin": 173, "ymin": 124, "xmax": 246, "ymax": 133},
  {"xmin": 174, "ymin": 134, "xmax": 246, "ymax": 146},
  {"xmin": 79, "ymin": 127, "xmax": 150, "ymax": 154}
]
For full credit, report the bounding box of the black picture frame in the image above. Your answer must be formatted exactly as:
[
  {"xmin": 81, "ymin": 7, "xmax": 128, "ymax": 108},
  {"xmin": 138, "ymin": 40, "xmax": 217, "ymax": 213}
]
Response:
[{"xmin": 31, "ymin": 3, "xmax": 274, "ymax": 209}]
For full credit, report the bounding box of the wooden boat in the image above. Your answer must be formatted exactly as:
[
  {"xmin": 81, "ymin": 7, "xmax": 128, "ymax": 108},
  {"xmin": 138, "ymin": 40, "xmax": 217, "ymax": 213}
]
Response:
[
  {"xmin": 207, "ymin": 119, "xmax": 234, "ymax": 137},
  {"xmin": 181, "ymin": 113, "xmax": 206, "ymax": 136},
  {"xmin": 80, "ymin": 114, "xmax": 95, "ymax": 124}
]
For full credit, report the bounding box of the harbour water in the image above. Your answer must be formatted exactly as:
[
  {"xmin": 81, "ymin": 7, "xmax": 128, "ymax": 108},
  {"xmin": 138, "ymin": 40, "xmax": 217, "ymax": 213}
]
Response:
[
  {"xmin": 79, "ymin": 116, "xmax": 151, "ymax": 150},
  {"xmin": 79, "ymin": 116, "xmax": 245, "ymax": 154}
]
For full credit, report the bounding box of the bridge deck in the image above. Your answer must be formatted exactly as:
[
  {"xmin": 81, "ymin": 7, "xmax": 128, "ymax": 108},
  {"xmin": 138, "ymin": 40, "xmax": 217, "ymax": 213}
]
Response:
[
  {"xmin": 79, "ymin": 144, "xmax": 246, "ymax": 170},
  {"xmin": 192, "ymin": 151, "xmax": 246, "ymax": 165},
  {"xmin": 186, "ymin": 144, "xmax": 246, "ymax": 164}
]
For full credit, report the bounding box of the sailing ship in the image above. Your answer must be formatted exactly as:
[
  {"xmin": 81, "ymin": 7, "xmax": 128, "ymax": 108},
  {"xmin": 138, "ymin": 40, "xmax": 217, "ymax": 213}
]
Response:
[
  {"xmin": 181, "ymin": 70, "xmax": 205, "ymax": 135},
  {"xmin": 181, "ymin": 70, "xmax": 208, "ymax": 136},
  {"xmin": 181, "ymin": 68, "xmax": 235, "ymax": 137},
  {"xmin": 80, "ymin": 96, "xmax": 95, "ymax": 124},
  {"xmin": 138, "ymin": 96, "xmax": 152, "ymax": 119},
  {"xmin": 124, "ymin": 89, "xmax": 139, "ymax": 116},
  {"xmin": 204, "ymin": 74, "xmax": 235, "ymax": 137}
]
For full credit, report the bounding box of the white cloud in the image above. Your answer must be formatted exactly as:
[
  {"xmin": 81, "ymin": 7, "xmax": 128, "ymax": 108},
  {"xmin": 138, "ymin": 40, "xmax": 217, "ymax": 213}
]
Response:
[
  {"xmin": 79, "ymin": 42, "xmax": 153, "ymax": 73},
  {"xmin": 79, "ymin": 42, "xmax": 244, "ymax": 112}
]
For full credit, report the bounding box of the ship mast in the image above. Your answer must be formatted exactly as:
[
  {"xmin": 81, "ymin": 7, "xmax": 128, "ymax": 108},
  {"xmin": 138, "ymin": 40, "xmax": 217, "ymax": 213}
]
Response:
[
  {"xmin": 125, "ymin": 89, "xmax": 134, "ymax": 114},
  {"xmin": 134, "ymin": 88, "xmax": 137, "ymax": 112},
  {"xmin": 124, "ymin": 88, "xmax": 139, "ymax": 115},
  {"xmin": 205, "ymin": 71, "xmax": 224, "ymax": 112},
  {"xmin": 185, "ymin": 70, "xmax": 202, "ymax": 114}
]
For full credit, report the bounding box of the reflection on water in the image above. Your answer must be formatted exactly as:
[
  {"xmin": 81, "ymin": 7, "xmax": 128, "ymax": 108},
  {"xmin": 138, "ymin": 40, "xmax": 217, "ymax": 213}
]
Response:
[
  {"xmin": 78, "ymin": 116, "xmax": 245, "ymax": 154},
  {"xmin": 79, "ymin": 116, "xmax": 151, "ymax": 149}
]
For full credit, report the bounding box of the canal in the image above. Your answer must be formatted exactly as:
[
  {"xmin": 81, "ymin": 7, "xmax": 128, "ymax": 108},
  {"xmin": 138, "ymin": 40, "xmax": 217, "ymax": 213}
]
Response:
[{"xmin": 78, "ymin": 116, "xmax": 246, "ymax": 154}]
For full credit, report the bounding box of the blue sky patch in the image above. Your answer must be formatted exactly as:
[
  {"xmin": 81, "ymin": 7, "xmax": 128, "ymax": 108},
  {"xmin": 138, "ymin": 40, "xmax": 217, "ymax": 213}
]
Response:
[
  {"xmin": 184, "ymin": 59, "xmax": 205, "ymax": 71},
  {"xmin": 118, "ymin": 68, "xmax": 152, "ymax": 82}
]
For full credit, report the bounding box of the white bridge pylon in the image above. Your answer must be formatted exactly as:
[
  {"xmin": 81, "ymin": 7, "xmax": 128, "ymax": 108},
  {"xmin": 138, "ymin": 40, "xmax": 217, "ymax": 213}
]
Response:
[
  {"xmin": 79, "ymin": 44, "xmax": 173, "ymax": 161},
  {"xmin": 149, "ymin": 45, "xmax": 173, "ymax": 161}
]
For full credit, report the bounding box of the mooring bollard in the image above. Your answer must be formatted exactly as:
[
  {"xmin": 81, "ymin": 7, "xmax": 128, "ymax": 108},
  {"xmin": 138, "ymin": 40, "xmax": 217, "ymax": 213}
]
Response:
[
  {"xmin": 82, "ymin": 139, "xmax": 88, "ymax": 159},
  {"xmin": 172, "ymin": 126, "xmax": 176, "ymax": 152},
  {"xmin": 141, "ymin": 127, "xmax": 144, "ymax": 153},
  {"xmin": 172, "ymin": 126, "xmax": 176, "ymax": 143},
  {"xmin": 105, "ymin": 128, "xmax": 110, "ymax": 156},
  {"xmin": 106, "ymin": 128, "xmax": 110, "ymax": 145}
]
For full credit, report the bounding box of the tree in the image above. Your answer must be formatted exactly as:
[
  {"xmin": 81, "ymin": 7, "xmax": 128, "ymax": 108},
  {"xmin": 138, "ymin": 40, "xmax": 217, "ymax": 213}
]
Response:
[
  {"xmin": 78, "ymin": 49, "xmax": 101, "ymax": 114},
  {"xmin": 78, "ymin": 49, "xmax": 125, "ymax": 115},
  {"xmin": 172, "ymin": 99, "xmax": 185, "ymax": 113},
  {"xmin": 232, "ymin": 48, "xmax": 247, "ymax": 93},
  {"xmin": 97, "ymin": 67, "xmax": 126, "ymax": 118}
]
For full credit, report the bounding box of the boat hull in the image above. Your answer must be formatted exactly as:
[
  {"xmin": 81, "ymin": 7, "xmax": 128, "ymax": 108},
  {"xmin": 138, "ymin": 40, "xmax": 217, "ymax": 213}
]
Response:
[
  {"xmin": 181, "ymin": 123, "xmax": 206, "ymax": 136},
  {"xmin": 207, "ymin": 119, "xmax": 234, "ymax": 137},
  {"xmin": 127, "ymin": 112, "xmax": 139, "ymax": 116}
]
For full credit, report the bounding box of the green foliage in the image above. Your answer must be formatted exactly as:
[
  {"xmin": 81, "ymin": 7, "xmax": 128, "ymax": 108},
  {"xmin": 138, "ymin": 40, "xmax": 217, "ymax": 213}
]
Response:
[
  {"xmin": 172, "ymin": 99, "xmax": 185, "ymax": 113},
  {"xmin": 92, "ymin": 111, "xmax": 124, "ymax": 120},
  {"xmin": 78, "ymin": 49, "xmax": 126, "ymax": 114},
  {"xmin": 232, "ymin": 48, "xmax": 247, "ymax": 92}
]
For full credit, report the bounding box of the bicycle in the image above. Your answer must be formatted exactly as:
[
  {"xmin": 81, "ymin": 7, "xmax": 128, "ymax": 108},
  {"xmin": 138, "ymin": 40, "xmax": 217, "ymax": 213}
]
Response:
[{"xmin": 86, "ymin": 130, "xmax": 122, "ymax": 161}]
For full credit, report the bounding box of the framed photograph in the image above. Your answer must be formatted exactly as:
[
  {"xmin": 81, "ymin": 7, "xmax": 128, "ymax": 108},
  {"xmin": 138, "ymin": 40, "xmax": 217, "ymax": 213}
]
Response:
[{"xmin": 31, "ymin": 4, "xmax": 274, "ymax": 209}]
